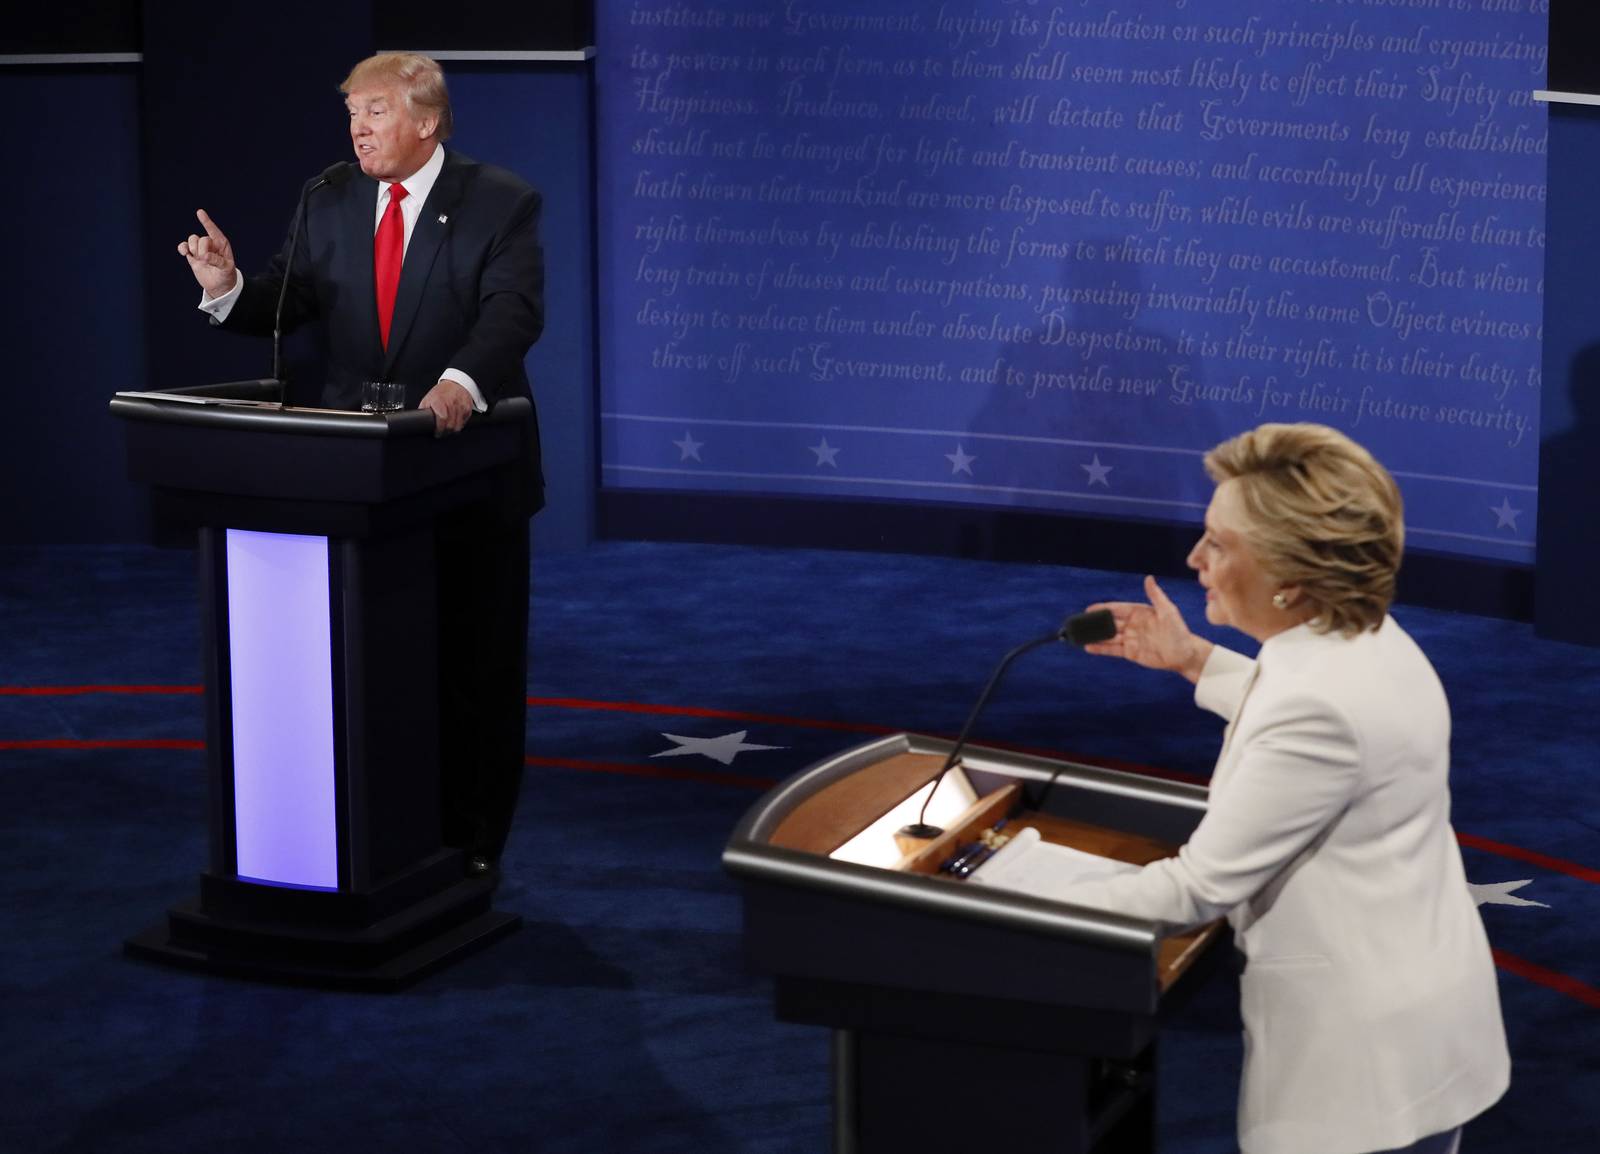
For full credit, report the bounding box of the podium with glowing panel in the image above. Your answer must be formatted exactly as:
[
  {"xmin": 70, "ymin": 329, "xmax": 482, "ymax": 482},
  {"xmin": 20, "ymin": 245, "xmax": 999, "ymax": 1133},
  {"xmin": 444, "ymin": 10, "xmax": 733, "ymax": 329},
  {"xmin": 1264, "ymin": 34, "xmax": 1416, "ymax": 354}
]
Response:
[
  {"xmin": 109, "ymin": 382, "xmax": 529, "ymax": 988},
  {"xmin": 724, "ymin": 732, "xmax": 1226, "ymax": 1154}
]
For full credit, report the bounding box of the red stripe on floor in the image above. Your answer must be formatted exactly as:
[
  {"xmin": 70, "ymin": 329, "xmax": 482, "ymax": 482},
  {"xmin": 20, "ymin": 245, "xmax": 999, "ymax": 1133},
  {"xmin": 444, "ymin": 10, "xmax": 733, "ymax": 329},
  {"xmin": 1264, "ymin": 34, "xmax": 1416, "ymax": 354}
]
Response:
[
  {"xmin": 1457, "ymin": 831, "xmax": 1600, "ymax": 887},
  {"xmin": 528, "ymin": 696, "xmax": 895, "ymax": 736},
  {"xmin": 4, "ymin": 687, "xmax": 1595, "ymax": 881},
  {"xmin": 0, "ymin": 685, "xmax": 201, "ymax": 696},
  {"xmin": 526, "ymin": 754, "xmax": 774, "ymax": 791},
  {"xmin": 0, "ymin": 738, "xmax": 204, "ymax": 751},
  {"xmin": 1492, "ymin": 948, "xmax": 1600, "ymax": 1010},
  {"xmin": 527, "ymin": 696, "xmax": 1210, "ymax": 785},
  {"xmin": 5, "ymin": 711, "xmax": 1599, "ymax": 1009}
]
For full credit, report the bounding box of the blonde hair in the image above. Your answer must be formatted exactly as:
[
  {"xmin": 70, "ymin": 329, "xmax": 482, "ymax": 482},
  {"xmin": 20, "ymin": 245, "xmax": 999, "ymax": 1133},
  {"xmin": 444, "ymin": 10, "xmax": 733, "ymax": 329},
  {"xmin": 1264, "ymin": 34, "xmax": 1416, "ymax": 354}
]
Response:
[
  {"xmin": 1204, "ymin": 423, "xmax": 1403, "ymax": 636},
  {"xmin": 340, "ymin": 52, "xmax": 453, "ymax": 141}
]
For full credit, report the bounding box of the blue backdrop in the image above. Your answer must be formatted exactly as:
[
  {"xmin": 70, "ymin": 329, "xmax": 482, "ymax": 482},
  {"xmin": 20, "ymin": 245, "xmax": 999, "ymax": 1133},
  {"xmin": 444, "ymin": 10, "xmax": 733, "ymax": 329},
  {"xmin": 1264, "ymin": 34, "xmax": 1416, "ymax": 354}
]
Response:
[{"xmin": 596, "ymin": 0, "xmax": 1547, "ymax": 564}]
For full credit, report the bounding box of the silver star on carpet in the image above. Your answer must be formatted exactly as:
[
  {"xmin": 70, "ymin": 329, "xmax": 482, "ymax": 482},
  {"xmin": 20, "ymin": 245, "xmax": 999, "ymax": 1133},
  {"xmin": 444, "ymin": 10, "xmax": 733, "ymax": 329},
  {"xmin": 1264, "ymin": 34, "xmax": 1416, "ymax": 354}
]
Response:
[
  {"xmin": 945, "ymin": 444, "xmax": 976, "ymax": 476},
  {"xmin": 652, "ymin": 730, "xmax": 784, "ymax": 766},
  {"xmin": 674, "ymin": 431, "xmax": 704, "ymax": 462},
  {"xmin": 1468, "ymin": 879, "xmax": 1548, "ymax": 908},
  {"xmin": 1082, "ymin": 454, "xmax": 1113, "ymax": 487},
  {"xmin": 1490, "ymin": 497, "xmax": 1520, "ymax": 531},
  {"xmin": 810, "ymin": 437, "xmax": 840, "ymax": 467}
]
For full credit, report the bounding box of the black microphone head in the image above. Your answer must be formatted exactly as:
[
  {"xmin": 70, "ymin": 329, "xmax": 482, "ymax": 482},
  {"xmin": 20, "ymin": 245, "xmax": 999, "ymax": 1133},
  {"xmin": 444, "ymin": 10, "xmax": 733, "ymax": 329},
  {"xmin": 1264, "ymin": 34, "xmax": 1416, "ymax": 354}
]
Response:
[
  {"xmin": 1060, "ymin": 608, "xmax": 1116, "ymax": 647},
  {"xmin": 316, "ymin": 161, "xmax": 355, "ymax": 188}
]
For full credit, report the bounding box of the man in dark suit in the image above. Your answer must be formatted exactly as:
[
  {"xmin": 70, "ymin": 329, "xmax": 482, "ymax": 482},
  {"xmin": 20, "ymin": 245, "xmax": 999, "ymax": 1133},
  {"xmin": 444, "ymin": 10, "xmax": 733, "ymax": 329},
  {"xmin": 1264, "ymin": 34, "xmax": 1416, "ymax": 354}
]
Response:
[{"xmin": 177, "ymin": 52, "xmax": 544, "ymax": 878}]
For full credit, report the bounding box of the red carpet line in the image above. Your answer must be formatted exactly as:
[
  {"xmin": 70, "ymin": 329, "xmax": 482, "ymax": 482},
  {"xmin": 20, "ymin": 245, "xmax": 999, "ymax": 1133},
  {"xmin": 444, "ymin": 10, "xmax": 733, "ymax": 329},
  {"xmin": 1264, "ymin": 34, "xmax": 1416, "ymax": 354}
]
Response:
[
  {"xmin": 528, "ymin": 695, "xmax": 1211, "ymax": 786},
  {"xmin": 0, "ymin": 738, "xmax": 204, "ymax": 751},
  {"xmin": 3, "ymin": 685, "xmax": 1594, "ymax": 879},
  {"xmin": 1457, "ymin": 832, "xmax": 1600, "ymax": 887},
  {"xmin": 528, "ymin": 695, "xmax": 896, "ymax": 736},
  {"xmin": 1491, "ymin": 949, "xmax": 1600, "ymax": 1010},
  {"xmin": 0, "ymin": 684, "xmax": 202, "ymax": 696},
  {"xmin": 2, "ymin": 719, "xmax": 1597, "ymax": 1009},
  {"xmin": 524, "ymin": 754, "xmax": 773, "ymax": 791}
]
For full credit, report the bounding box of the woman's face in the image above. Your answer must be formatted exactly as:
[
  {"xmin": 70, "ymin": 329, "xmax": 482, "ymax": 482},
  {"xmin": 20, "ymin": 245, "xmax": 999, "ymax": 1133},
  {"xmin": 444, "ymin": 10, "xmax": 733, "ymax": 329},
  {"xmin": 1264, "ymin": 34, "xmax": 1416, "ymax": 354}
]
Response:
[{"xmin": 1188, "ymin": 479, "xmax": 1294, "ymax": 642}]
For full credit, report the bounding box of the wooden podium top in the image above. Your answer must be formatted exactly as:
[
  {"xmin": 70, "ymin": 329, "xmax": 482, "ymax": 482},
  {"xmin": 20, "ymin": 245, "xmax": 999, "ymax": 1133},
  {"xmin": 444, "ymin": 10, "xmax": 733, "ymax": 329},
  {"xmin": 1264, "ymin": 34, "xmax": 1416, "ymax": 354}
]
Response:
[{"xmin": 766, "ymin": 750, "xmax": 1220, "ymax": 991}]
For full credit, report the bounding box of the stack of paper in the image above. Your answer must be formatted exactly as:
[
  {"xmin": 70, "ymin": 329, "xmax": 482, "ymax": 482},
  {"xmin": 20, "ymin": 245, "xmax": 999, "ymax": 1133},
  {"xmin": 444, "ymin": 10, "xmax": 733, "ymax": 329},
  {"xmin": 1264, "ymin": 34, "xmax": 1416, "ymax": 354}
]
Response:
[{"xmin": 967, "ymin": 827, "xmax": 1140, "ymax": 898}]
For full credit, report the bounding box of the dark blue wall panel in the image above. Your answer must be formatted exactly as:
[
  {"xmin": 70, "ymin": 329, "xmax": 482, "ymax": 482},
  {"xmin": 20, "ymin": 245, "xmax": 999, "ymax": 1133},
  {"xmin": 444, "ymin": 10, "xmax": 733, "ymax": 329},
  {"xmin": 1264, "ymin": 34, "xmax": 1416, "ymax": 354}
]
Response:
[
  {"xmin": 1535, "ymin": 103, "xmax": 1600, "ymax": 645},
  {"xmin": 138, "ymin": 0, "xmax": 372, "ymax": 397},
  {"xmin": 4, "ymin": 68, "xmax": 147, "ymax": 543},
  {"xmin": 448, "ymin": 66, "xmax": 597, "ymax": 553}
]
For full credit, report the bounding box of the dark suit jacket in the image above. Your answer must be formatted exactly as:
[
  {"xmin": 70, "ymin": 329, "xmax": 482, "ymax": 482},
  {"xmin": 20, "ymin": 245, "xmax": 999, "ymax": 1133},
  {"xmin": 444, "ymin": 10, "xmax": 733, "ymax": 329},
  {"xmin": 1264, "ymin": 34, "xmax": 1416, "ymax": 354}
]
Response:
[{"xmin": 222, "ymin": 149, "xmax": 546, "ymax": 512}]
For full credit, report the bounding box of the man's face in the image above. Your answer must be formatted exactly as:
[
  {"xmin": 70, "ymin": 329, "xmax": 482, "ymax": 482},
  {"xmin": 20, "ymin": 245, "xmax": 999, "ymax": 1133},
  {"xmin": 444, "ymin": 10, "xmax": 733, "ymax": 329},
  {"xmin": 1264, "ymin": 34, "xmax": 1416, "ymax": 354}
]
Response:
[{"xmin": 347, "ymin": 84, "xmax": 436, "ymax": 183}]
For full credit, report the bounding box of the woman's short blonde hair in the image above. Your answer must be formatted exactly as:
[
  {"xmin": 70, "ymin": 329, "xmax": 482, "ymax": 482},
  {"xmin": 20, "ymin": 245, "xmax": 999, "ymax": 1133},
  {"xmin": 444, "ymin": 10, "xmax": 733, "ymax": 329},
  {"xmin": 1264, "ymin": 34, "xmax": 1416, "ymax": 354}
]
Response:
[
  {"xmin": 1204, "ymin": 423, "xmax": 1404, "ymax": 636},
  {"xmin": 340, "ymin": 52, "xmax": 453, "ymax": 141}
]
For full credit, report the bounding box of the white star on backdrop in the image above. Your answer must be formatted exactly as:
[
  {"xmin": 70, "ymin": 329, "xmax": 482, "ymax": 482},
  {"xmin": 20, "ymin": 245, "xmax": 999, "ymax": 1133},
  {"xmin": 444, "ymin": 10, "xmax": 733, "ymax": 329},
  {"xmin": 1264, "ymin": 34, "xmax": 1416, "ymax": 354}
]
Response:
[
  {"xmin": 1082, "ymin": 454, "xmax": 1113, "ymax": 487},
  {"xmin": 1490, "ymin": 497, "xmax": 1520, "ymax": 531},
  {"xmin": 652, "ymin": 730, "xmax": 784, "ymax": 765},
  {"xmin": 810, "ymin": 437, "xmax": 840, "ymax": 467},
  {"xmin": 1468, "ymin": 879, "xmax": 1549, "ymax": 908},
  {"xmin": 945, "ymin": 444, "xmax": 977, "ymax": 475},
  {"xmin": 674, "ymin": 431, "xmax": 704, "ymax": 462}
]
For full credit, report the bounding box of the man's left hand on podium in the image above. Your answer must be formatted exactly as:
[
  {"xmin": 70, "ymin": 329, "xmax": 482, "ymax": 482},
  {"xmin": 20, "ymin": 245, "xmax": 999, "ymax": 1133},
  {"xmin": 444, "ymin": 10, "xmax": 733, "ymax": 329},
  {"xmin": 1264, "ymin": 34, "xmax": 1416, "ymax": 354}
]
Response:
[{"xmin": 419, "ymin": 379, "xmax": 472, "ymax": 436}]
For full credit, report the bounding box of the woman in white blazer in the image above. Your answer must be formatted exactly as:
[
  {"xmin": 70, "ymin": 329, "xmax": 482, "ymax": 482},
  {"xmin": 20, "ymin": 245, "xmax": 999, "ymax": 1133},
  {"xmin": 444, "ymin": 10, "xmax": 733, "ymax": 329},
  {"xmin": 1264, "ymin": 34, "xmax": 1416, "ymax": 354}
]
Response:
[{"xmin": 996, "ymin": 424, "xmax": 1510, "ymax": 1154}]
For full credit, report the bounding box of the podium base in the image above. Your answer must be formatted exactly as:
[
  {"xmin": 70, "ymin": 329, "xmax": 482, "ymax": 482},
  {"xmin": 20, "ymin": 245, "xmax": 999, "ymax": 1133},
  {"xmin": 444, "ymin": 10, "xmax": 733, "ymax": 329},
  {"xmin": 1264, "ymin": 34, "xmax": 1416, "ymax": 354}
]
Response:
[{"xmin": 124, "ymin": 865, "xmax": 522, "ymax": 991}]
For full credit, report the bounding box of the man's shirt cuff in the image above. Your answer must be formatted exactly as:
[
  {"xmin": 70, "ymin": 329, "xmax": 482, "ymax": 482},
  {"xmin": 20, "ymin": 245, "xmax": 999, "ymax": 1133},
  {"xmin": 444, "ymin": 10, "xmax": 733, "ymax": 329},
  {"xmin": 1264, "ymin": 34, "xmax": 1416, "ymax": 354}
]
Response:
[
  {"xmin": 197, "ymin": 271, "xmax": 243, "ymax": 323},
  {"xmin": 440, "ymin": 369, "xmax": 487, "ymax": 412}
]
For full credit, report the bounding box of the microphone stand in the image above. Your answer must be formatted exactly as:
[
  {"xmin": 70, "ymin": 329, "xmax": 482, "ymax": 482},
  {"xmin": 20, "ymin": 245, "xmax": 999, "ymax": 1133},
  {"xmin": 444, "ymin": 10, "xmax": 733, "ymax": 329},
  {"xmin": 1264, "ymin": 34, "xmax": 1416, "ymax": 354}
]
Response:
[
  {"xmin": 270, "ymin": 190, "xmax": 313, "ymax": 402},
  {"xmin": 898, "ymin": 629, "xmax": 1063, "ymax": 840},
  {"xmin": 899, "ymin": 608, "xmax": 1115, "ymax": 841},
  {"xmin": 271, "ymin": 163, "xmax": 348, "ymax": 404}
]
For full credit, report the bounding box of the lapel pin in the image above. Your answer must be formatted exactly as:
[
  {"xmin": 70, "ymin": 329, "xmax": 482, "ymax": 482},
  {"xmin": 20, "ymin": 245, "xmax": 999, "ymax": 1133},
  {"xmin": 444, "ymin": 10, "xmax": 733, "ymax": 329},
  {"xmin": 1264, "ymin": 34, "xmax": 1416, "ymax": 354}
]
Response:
[{"xmin": 437, "ymin": 213, "xmax": 448, "ymax": 224}]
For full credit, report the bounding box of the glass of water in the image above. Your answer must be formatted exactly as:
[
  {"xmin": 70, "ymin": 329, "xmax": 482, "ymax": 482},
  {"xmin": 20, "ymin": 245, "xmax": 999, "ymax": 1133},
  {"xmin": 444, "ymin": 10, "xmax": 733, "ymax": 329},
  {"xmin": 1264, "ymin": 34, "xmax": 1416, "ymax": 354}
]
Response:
[{"xmin": 360, "ymin": 381, "xmax": 405, "ymax": 413}]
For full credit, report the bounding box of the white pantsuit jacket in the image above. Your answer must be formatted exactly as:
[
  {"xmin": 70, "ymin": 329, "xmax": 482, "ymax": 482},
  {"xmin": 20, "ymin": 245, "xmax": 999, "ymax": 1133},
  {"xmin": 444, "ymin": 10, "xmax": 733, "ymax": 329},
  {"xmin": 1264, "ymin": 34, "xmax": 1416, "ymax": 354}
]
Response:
[{"xmin": 1043, "ymin": 618, "xmax": 1509, "ymax": 1154}]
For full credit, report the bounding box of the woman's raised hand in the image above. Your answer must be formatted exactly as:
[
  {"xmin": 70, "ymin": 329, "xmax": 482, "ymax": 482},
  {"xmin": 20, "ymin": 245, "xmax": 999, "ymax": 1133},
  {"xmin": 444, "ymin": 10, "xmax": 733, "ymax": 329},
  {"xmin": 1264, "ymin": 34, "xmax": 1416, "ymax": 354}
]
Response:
[{"xmin": 1083, "ymin": 575, "xmax": 1213, "ymax": 683}]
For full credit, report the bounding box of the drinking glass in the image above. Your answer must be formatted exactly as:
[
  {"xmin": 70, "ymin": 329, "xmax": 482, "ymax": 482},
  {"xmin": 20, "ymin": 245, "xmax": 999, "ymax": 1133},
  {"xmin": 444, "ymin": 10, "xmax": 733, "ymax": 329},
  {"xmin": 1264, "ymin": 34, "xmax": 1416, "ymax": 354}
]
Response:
[{"xmin": 360, "ymin": 381, "xmax": 405, "ymax": 413}]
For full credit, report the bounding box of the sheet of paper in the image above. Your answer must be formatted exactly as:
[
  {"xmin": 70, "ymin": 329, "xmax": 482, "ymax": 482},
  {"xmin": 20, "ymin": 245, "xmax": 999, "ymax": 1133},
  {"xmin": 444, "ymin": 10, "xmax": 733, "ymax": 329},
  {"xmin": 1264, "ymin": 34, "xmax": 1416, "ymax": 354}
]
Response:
[
  {"xmin": 968, "ymin": 826, "xmax": 1141, "ymax": 897},
  {"xmin": 113, "ymin": 391, "xmax": 282, "ymax": 409}
]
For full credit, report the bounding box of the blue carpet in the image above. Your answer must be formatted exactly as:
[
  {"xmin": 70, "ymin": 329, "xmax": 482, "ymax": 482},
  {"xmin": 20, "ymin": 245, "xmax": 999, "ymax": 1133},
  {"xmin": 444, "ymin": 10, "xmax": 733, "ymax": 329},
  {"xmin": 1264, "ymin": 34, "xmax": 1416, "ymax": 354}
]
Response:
[{"xmin": 1, "ymin": 541, "xmax": 1596, "ymax": 1152}]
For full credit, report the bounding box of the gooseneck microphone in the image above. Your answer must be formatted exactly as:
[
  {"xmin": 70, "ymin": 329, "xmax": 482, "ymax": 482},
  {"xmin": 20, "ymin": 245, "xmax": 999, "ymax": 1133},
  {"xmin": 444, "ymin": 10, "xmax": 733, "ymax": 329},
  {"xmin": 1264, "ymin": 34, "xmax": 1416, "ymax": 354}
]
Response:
[
  {"xmin": 271, "ymin": 161, "xmax": 353, "ymax": 401},
  {"xmin": 898, "ymin": 608, "xmax": 1117, "ymax": 842}
]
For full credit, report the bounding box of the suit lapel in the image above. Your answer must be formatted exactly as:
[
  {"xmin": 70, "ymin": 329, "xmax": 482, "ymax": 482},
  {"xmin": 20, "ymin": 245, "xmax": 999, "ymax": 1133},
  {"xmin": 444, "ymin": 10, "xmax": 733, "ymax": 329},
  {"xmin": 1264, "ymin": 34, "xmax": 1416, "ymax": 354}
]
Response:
[
  {"xmin": 382, "ymin": 153, "xmax": 468, "ymax": 376},
  {"xmin": 1208, "ymin": 626, "xmax": 1317, "ymax": 794},
  {"xmin": 339, "ymin": 176, "xmax": 382, "ymax": 364},
  {"xmin": 1210, "ymin": 664, "xmax": 1262, "ymax": 795}
]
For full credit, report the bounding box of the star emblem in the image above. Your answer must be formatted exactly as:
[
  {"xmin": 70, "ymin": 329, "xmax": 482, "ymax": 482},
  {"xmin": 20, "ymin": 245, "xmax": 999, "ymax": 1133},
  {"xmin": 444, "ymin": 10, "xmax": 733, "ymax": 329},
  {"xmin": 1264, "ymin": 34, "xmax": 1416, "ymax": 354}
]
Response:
[
  {"xmin": 945, "ymin": 444, "xmax": 977, "ymax": 476},
  {"xmin": 1082, "ymin": 454, "xmax": 1113, "ymax": 487},
  {"xmin": 810, "ymin": 437, "xmax": 840, "ymax": 467},
  {"xmin": 1468, "ymin": 879, "xmax": 1548, "ymax": 908},
  {"xmin": 1489, "ymin": 497, "xmax": 1520, "ymax": 531},
  {"xmin": 652, "ymin": 730, "xmax": 783, "ymax": 766},
  {"xmin": 674, "ymin": 431, "xmax": 704, "ymax": 462}
]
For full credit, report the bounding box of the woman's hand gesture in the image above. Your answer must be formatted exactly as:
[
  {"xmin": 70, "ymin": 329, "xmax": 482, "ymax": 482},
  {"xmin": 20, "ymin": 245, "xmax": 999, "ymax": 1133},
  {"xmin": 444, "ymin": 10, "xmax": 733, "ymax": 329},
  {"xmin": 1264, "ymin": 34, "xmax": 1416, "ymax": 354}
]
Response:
[{"xmin": 1083, "ymin": 575, "xmax": 1213, "ymax": 684}]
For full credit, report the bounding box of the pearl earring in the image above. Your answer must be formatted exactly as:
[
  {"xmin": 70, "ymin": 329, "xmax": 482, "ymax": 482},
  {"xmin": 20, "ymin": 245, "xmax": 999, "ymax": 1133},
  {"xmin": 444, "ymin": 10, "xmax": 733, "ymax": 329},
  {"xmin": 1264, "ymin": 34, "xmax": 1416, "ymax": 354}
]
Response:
[{"xmin": 1271, "ymin": 592, "xmax": 1289, "ymax": 610}]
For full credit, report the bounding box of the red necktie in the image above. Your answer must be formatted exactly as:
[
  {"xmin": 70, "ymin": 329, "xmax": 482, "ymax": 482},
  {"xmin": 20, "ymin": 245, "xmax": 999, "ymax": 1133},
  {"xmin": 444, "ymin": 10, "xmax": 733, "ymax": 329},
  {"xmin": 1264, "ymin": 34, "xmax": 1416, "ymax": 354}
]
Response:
[{"xmin": 374, "ymin": 183, "xmax": 408, "ymax": 349}]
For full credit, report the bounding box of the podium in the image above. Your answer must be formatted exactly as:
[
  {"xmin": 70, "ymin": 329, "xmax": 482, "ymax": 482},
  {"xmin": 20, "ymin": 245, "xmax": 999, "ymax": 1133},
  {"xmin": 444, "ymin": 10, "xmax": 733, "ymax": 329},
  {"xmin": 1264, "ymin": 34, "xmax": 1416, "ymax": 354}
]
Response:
[
  {"xmin": 723, "ymin": 733, "xmax": 1227, "ymax": 1154},
  {"xmin": 109, "ymin": 381, "xmax": 528, "ymax": 989}
]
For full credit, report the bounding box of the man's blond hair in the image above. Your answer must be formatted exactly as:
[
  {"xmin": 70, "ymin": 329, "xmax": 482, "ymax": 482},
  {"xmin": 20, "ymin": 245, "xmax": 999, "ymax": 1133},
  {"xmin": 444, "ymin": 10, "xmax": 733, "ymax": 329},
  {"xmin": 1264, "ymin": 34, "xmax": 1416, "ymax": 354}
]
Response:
[{"xmin": 340, "ymin": 52, "xmax": 453, "ymax": 141}]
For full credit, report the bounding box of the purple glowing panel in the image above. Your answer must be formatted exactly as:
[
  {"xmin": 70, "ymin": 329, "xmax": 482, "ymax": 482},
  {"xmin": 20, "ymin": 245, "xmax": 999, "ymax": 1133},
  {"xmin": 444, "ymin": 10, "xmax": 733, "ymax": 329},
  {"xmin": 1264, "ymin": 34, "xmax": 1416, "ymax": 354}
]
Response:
[{"xmin": 225, "ymin": 529, "xmax": 338, "ymax": 889}]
